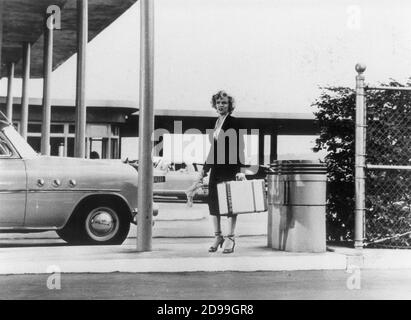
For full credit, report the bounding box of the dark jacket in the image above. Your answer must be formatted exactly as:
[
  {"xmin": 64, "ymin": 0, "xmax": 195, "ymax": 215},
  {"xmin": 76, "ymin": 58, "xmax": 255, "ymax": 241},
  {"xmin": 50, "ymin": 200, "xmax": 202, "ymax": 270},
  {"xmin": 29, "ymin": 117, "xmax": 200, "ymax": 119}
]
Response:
[{"xmin": 203, "ymin": 114, "xmax": 245, "ymax": 182}]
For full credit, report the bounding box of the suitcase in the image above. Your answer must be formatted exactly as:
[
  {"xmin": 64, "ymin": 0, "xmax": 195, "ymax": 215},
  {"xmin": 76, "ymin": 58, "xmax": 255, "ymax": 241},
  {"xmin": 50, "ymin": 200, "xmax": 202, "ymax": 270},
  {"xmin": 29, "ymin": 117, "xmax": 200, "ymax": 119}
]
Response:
[{"xmin": 217, "ymin": 179, "xmax": 267, "ymax": 215}]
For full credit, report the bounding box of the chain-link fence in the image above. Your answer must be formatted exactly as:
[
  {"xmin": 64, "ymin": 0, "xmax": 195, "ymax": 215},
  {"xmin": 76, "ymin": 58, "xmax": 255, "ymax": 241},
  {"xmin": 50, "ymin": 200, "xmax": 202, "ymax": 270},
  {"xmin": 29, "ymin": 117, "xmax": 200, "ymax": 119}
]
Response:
[
  {"xmin": 365, "ymin": 94, "xmax": 411, "ymax": 247},
  {"xmin": 366, "ymin": 169, "xmax": 411, "ymax": 247}
]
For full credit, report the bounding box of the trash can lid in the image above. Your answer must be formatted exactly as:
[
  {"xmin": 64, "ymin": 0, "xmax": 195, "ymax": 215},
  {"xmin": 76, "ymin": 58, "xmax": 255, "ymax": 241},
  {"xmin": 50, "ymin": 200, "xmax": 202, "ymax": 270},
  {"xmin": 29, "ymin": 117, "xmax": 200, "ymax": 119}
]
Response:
[{"xmin": 269, "ymin": 160, "xmax": 327, "ymax": 174}]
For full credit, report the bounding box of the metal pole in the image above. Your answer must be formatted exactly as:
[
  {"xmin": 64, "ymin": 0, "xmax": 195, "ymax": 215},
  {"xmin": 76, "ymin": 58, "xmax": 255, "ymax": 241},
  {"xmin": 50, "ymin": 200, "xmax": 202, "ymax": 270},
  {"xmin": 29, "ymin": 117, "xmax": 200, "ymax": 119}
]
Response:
[
  {"xmin": 137, "ymin": 0, "xmax": 154, "ymax": 252},
  {"xmin": 258, "ymin": 131, "xmax": 264, "ymax": 166},
  {"xmin": 21, "ymin": 42, "xmax": 31, "ymax": 140},
  {"xmin": 0, "ymin": 0, "xmax": 3, "ymax": 90},
  {"xmin": 41, "ymin": 14, "xmax": 53, "ymax": 156},
  {"xmin": 367, "ymin": 164, "xmax": 411, "ymax": 171},
  {"xmin": 6, "ymin": 62, "xmax": 14, "ymax": 121},
  {"xmin": 366, "ymin": 86, "xmax": 411, "ymax": 92},
  {"xmin": 354, "ymin": 63, "xmax": 367, "ymax": 249},
  {"xmin": 74, "ymin": 0, "xmax": 88, "ymax": 158},
  {"xmin": 269, "ymin": 131, "xmax": 278, "ymax": 163}
]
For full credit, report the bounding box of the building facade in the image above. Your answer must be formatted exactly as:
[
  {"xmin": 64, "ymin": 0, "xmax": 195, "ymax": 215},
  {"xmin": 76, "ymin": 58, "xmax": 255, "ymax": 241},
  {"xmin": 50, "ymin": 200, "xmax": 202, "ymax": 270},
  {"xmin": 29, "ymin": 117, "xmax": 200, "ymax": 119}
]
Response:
[{"xmin": 0, "ymin": 97, "xmax": 137, "ymax": 159}]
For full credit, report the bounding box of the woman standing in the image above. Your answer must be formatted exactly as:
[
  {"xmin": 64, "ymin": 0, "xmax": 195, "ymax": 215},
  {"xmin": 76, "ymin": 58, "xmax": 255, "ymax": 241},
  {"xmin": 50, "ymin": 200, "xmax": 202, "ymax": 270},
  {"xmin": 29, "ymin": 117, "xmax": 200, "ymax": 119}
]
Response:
[{"xmin": 199, "ymin": 91, "xmax": 245, "ymax": 254}]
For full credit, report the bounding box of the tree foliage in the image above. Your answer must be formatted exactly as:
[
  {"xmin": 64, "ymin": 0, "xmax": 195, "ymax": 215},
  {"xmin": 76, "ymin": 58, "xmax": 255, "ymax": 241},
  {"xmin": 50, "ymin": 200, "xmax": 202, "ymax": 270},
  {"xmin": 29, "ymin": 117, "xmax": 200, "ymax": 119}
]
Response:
[
  {"xmin": 313, "ymin": 81, "xmax": 411, "ymax": 245},
  {"xmin": 313, "ymin": 87, "xmax": 356, "ymax": 241}
]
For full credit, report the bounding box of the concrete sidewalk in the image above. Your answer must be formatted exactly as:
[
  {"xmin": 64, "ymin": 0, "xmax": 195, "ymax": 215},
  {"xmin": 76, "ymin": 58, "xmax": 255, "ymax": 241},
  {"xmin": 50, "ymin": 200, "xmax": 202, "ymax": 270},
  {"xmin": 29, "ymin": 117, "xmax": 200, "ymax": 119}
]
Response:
[
  {"xmin": 0, "ymin": 236, "xmax": 348, "ymax": 274},
  {"xmin": 2, "ymin": 235, "xmax": 411, "ymax": 275},
  {"xmin": 1, "ymin": 201, "xmax": 411, "ymax": 274},
  {"xmin": 329, "ymin": 245, "xmax": 411, "ymax": 270}
]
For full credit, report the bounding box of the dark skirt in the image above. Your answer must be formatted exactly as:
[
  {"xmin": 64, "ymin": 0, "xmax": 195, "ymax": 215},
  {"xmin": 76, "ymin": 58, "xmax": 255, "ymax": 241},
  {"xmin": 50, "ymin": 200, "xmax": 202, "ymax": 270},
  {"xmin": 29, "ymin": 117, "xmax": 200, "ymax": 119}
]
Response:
[{"xmin": 207, "ymin": 166, "xmax": 237, "ymax": 217}]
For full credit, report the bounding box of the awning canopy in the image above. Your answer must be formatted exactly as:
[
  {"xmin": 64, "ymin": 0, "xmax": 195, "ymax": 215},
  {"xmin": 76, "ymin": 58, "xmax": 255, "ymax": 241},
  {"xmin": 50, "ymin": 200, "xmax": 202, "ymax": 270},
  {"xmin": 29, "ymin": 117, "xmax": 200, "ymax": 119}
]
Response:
[{"xmin": 1, "ymin": 0, "xmax": 137, "ymax": 78}]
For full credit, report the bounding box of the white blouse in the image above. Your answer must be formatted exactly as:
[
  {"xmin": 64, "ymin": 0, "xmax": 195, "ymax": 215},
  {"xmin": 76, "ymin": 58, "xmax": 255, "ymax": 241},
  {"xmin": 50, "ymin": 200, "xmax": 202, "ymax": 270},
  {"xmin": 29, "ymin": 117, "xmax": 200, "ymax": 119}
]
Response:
[{"xmin": 213, "ymin": 114, "xmax": 229, "ymax": 140}]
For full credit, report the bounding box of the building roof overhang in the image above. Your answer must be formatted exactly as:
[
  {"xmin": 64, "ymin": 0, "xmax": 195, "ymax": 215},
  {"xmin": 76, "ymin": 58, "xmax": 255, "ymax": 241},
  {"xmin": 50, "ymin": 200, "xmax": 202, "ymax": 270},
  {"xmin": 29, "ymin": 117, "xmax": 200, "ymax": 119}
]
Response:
[
  {"xmin": 128, "ymin": 109, "xmax": 319, "ymax": 136},
  {"xmin": 1, "ymin": 0, "xmax": 138, "ymax": 78},
  {"xmin": 0, "ymin": 96, "xmax": 138, "ymax": 112},
  {"xmin": 137, "ymin": 108, "xmax": 316, "ymax": 121}
]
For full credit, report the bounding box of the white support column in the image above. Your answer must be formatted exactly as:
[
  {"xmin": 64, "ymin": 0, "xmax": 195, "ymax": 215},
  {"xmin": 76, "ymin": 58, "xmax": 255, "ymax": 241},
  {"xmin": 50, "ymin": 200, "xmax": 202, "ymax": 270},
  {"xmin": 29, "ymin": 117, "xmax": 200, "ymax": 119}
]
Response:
[
  {"xmin": 21, "ymin": 42, "xmax": 31, "ymax": 140},
  {"xmin": 0, "ymin": 0, "xmax": 3, "ymax": 91},
  {"xmin": 6, "ymin": 62, "xmax": 14, "ymax": 121},
  {"xmin": 270, "ymin": 131, "xmax": 278, "ymax": 163},
  {"xmin": 137, "ymin": 0, "xmax": 155, "ymax": 252},
  {"xmin": 41, "ymin": 14, "xmax": 54, "ymax": 156},
  {"xmin": 74, "ymin": 0, "xmax": 88, "ymax": 158}
]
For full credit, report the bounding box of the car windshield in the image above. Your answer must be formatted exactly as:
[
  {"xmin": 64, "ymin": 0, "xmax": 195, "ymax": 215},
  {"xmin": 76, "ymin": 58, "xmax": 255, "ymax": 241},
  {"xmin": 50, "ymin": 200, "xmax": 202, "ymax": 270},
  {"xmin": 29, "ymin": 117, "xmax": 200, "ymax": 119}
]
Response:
[{"xmin": 2, "ymin": 126, "xmax": 38, "ymax": 158}]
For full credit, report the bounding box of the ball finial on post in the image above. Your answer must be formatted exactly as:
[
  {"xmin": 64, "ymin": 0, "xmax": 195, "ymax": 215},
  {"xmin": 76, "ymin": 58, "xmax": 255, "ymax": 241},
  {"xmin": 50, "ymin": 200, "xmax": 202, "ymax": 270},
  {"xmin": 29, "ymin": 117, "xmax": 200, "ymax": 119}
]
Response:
[{"xmin": 355, "ymin": 63, "xmax": 366, "ymax": 74}]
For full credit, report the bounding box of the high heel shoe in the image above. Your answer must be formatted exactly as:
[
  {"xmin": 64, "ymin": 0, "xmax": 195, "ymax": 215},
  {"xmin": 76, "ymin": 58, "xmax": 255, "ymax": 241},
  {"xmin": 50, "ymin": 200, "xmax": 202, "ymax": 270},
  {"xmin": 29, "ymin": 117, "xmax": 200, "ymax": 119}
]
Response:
[
  {"xmin": 222, "ymin": 235, "xmax": 235, "ymax": 254},
  {"xmin": 209, "ymin": 233, "xmax": 225, "ymax": 252}
]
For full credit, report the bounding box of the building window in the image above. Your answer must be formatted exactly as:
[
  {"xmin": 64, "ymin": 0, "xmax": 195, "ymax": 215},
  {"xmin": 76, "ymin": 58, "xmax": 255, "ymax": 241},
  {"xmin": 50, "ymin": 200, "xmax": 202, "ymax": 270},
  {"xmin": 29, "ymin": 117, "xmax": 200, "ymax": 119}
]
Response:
[
  {"xmin": 26, "ymin": 122, "xmax": 121, "ymax": 159},
  {"xmin": 28, "ymin": 123, "xmax": 41, "ymax": 133},
  {"xmin": 27, "ymin": 137, "xmax": 41, "ymax": 154},
  {"xmin": 86, "ymin": 124, "xmax": 120, "ymax": 159},
  {"xmin": 51, "ymin": 124, "xmax": 64, "ymax": 134},
  {"xmin": 67, "ymin": 138, "xmax": 75, "ymax": 157}
]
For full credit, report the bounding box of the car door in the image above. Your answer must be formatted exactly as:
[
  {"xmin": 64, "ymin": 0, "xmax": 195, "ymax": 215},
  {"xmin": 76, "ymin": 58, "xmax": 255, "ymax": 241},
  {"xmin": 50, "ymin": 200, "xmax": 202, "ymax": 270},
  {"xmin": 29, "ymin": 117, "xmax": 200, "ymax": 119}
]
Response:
[
  {"xmin": 24, "ymin": 157, "xmax": 78, "ymax": 228},
  {"xmin": 0, "ymin": 133, "xmax": 26, "ymax": 227},
  {"xmin": 162, "ymin": 162, "xmax": 197, "ymax": 194}
]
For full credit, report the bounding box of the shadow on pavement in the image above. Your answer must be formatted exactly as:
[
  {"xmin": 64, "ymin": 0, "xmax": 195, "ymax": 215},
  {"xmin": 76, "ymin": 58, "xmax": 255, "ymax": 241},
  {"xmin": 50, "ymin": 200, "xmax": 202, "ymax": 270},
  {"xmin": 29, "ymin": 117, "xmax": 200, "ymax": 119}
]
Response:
[{"xmin": 0, "ymin": 242, "xmax": 68, "ymax": 248}]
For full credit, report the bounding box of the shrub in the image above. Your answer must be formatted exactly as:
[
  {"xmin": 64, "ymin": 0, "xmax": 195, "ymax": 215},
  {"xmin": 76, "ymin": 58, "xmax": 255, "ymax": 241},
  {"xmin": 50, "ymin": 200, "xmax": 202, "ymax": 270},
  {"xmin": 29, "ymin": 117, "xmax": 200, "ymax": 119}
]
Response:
[{"xmin": 313, "ymin": 82, "xmax": 411, "ymax": 245}]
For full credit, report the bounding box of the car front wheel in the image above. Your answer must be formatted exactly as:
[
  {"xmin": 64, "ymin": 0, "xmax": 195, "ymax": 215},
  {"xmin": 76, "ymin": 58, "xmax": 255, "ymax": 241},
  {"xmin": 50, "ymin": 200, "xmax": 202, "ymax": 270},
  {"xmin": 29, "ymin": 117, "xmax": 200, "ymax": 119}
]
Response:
[{"xmin": 58, "ymin": 201, "xmax": 130, "ymax": 245}]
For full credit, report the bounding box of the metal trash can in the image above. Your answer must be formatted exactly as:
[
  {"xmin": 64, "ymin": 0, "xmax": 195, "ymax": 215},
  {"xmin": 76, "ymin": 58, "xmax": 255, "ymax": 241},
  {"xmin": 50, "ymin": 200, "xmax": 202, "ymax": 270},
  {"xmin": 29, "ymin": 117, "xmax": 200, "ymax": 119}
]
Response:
[
  {"xmin": 267, "ymin": 162, "xmax": 281, "ymax": 248},
  {"xmin": 267, "ymin": 160, "xmax": 327, "ymax": 253}
]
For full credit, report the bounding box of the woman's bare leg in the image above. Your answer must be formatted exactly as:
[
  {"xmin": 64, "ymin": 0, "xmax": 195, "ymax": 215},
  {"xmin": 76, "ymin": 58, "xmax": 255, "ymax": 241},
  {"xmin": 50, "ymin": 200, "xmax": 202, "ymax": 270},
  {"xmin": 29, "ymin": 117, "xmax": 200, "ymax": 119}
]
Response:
[
  {"xmin": 228, "ymin": 215, "xmax": 237, "ymax": 236},
  {"xmin": 223, "ymin": 215, "xmax": 237, "ymax": 253},
  {"xmin": 212, "ymin": 215, "xmax": 222, "ymax": 234},
  {"xmin": 209, "ymin": 215, "xmax": 223, "ymax": 252}
]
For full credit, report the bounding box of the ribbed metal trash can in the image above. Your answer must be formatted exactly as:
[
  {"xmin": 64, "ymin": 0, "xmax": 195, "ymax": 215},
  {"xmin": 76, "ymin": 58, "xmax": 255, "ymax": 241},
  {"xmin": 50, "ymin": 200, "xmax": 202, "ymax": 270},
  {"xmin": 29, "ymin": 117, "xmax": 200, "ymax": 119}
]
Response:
[
  {"xmin": 267, "ymin": 162, "xmax": 281, "ymax": 248},
  {"xmin": 267, "ymin": 160, "xmax": 327, "ymax": 253}
]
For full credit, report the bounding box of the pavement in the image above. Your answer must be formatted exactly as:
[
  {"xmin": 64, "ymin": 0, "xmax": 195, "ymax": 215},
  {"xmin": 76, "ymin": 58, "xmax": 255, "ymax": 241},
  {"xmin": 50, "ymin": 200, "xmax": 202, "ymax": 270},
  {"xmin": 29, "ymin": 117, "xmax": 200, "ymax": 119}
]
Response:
[
  {"xmin": 3, "ymin": 270, "xmax": 411, "ymax": 300},
  {"xmin": 0, "ymin": 236, "xmax": 348, "ymax": 274},
  {"xmin": 1, "ymin": 199, "xmax": 411, "ymax": 275}
]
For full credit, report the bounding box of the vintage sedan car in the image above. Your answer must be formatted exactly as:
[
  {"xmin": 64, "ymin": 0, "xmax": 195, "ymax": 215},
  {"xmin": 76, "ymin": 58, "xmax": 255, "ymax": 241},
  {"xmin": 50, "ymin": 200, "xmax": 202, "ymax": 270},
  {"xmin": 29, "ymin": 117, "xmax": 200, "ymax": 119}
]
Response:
[
  {"xmin": 152, "ymin": 157, "xmax": 209, "ymax": 200},
  {"xmin": 0, "ymin": 116, "xmax": 142, "ymax": 245}
]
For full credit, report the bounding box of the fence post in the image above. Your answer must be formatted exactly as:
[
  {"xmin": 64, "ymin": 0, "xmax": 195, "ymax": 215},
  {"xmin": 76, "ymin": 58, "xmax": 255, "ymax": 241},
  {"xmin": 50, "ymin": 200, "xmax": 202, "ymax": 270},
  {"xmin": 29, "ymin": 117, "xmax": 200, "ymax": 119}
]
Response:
[{"xmin": 354, "ymin": 63, "xmax": 367, "ymax": 249}]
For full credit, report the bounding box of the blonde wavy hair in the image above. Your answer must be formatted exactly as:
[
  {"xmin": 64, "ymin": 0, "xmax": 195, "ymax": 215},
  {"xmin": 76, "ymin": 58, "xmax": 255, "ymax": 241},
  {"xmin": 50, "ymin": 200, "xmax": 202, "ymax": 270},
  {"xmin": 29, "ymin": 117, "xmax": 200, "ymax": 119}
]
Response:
[{"xmin": 211, "ymin": 90, "xmax": 235, "ymax": 114}]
